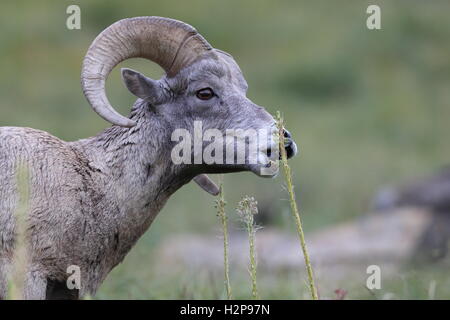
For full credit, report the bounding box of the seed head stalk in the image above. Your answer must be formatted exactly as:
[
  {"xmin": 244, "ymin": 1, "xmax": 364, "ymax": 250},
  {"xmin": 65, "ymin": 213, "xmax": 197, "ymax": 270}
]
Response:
[
  {"xmin": 237, "ymin": 196, "xmax": 259, "ymax": 300},
  {"xmin": 215, "ymin": 175, "xmax": 232, "ymax": 299},
  {"xmin": 276, "ymin": 111, "xmax": 318, "ymax": 300},
  {"xmin": 247, "ymin": 216, "xmax": 258, "ymax": 300},
  {"xmin": 8, "ymin": 163, "xmax": 30, "ymax": 300}
]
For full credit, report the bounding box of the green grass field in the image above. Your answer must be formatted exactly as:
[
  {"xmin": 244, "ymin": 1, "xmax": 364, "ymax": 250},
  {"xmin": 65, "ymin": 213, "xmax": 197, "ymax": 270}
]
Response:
[{"xmin": 1, "ymin": 0, "xmax": 449, "ymax": 299}]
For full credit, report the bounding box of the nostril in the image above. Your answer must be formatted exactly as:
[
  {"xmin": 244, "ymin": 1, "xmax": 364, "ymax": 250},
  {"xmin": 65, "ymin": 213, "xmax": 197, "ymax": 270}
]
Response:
[
  {"xmin": 283, "ymin": 129, "xmax": 292, "ymax": 139},
  {"xmin": 266, "ymin": 147, "xmax": 272, "ymax": 158},
  {"xmin": 286, "ymin": 144, "xmax": 295, "ymax": 159}
]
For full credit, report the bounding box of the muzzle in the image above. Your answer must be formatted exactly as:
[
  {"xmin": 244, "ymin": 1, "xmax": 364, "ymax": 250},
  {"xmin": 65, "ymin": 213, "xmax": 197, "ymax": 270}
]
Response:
[{"xmin": 283, "ymin": 129, "xmax": 297, "ymax": 159}]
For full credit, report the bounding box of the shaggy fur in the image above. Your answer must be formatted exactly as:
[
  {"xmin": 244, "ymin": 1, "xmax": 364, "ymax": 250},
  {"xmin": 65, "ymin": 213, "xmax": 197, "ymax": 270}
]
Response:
[{"xmin": 0, "ymin": 52, "xmax": 295, "ymax": 299}]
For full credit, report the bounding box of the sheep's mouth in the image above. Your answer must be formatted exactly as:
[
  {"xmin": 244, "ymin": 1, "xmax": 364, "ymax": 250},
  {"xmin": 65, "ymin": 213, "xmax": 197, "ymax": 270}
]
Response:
[
  {"xmin": 249, "ymin": 162, "xmax": 279, "ymax": 178},
  {"xmin": 251, "ymin": 137, "xmax": 298, "ymax": 178},
  {"xmin": 284, "ymin": 138, "xmax": 298, "ymax": 159},
  {"xmin": 265, "ymin": 138, "xmax": 298, "ymax": 160}
]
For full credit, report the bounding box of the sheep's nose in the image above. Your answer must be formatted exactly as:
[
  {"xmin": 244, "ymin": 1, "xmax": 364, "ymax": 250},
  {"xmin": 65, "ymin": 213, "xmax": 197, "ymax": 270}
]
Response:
[
  {"xmin": 266, "ymin": 129, "xmax": 298, "ymax": 160},
  {"xmin": 284, "ymin": 129, "xmax": 292, "ymax": 139},
  {"xmin": 283, "ymin": 129, "xmax": 297, "ymax": 159}
]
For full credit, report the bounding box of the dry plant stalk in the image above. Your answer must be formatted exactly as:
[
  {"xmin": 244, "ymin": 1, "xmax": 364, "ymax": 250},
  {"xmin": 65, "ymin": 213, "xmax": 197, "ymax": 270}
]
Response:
[
  {"xmin": 276, "ymin": 111, "xmax": 318, "ymax": 300},
  {"xmin": 214, "ymin": 175, "xmax": 232, "ymax": 300},
  {"xmin": 237, "ymin": 196, "xmax": 259, "ymax": 300},
  {"xmin": 7, "ymin": 163, "xmax": 30, "ymax": 300}
]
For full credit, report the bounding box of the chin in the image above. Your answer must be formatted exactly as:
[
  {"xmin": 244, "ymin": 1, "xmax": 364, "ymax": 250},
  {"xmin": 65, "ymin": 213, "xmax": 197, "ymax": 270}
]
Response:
[{"xmin": 249, "ymin": 162, "xmax": 280, "ymax": 178}]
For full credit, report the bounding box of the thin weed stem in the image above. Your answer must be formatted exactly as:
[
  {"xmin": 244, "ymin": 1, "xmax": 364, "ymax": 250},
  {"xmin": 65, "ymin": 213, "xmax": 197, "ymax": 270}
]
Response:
[
  {"xmin": 7, "ymin": 163, "xmax": 30, "ymax": 300},
  {"xmin": 276, "ymin": 111, "xmax": 319, "ymax": 300},
  {"xmin": 237, "ymin": 196, "xmax": 259, "ymax": 300},
  {"xmin": 215, "ymin": 175, "xmax": 232, "ymax": 300}
]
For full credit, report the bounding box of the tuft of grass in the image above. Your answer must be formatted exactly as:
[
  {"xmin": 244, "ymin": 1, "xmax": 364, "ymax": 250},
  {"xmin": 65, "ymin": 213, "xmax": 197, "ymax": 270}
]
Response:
[
  {"xmin": 7, "ymin": 163, "xmax": 30, "ymax": 300},
  {"xmin": 236, "ymin": 196, "xmax": 259, "ymax": 300},
  {"xmin": 214, "ymin": 175, "xmax": 232, "ymax": 300},
  {"xmin": 276, "ymin": 111, "xmax": 319, "ymax": 300}
]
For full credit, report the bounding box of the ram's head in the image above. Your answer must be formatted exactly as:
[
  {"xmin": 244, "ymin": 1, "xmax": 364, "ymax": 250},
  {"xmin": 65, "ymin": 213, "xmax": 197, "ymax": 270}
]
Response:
[{"xmin": 81, "ymin": 17, "xmax": 297, "ymax": 194}]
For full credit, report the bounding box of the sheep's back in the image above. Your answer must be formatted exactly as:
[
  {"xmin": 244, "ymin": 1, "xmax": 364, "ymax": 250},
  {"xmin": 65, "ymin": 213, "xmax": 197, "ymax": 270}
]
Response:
[{"xmin": 0, "ymin": 127, "xmax": 97, "ymax": 275}]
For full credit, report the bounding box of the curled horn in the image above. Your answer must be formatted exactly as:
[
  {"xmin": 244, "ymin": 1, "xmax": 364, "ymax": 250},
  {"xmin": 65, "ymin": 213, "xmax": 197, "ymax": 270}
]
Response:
[{"xmin": 81, "ymin": 16, "xmax": 212, "ymax": 127}]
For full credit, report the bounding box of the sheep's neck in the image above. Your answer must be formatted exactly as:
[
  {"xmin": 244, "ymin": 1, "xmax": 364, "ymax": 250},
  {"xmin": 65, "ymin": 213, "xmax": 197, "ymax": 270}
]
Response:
[{"xmin": 72, "ymin": 104, "xmax": 191, "ymax": 240}]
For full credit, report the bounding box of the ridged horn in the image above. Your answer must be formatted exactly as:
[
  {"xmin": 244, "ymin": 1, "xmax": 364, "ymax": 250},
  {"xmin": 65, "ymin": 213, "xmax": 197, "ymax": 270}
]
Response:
[{"xmin": 81, "ymin": 16, "xmax": 212, "ymax": 127}]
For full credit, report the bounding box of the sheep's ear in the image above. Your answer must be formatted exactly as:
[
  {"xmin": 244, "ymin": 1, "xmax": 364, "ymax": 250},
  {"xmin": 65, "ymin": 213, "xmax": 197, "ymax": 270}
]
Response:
[
  {"xmin": 121, "ymin": 68, "xmax": 162, "ymax": 103},
  {"xmin": 193, "ymin": 175, "xmax": 220, "ymax": 196}
]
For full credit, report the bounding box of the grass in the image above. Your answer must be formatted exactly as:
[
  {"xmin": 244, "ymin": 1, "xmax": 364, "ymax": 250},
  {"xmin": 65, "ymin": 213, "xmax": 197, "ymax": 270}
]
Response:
[
  {"xmin": 1, "ymin": 0, "xmax": 450, "ymax": 299},
  {"xmin": 215, "ymin": 175, "xmax": 232, "ymax": 300},
  {"xmin": 236, "ymin": 196, "xmax": 260, "ymax": 300},
  {"xmin": 7, "ymin": 163, "xmax": 30, "ymax": 300},
  {"xmin": 277, "ymin": 111, "xmax": 319, "ymax": 300}
]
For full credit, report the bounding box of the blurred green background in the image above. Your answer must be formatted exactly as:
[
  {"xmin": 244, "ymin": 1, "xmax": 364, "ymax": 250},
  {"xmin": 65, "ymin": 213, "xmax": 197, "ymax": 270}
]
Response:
[{"xmin": 1, "ymin": 0, "xmax": 449, "ymax": 299}]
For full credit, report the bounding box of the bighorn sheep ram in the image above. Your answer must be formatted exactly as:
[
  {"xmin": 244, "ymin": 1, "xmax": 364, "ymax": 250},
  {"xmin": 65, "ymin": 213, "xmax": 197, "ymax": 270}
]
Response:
[{"xmin": 0, "ymin": 17, "xmax": 297, "ymax": 299}]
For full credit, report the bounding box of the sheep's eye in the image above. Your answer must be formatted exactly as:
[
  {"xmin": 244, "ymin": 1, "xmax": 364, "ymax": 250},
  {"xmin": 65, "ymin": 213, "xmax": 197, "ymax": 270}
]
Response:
[{"xmin": 196, "ymin": 88, "xmax": 214, "ymax": 100}]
